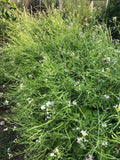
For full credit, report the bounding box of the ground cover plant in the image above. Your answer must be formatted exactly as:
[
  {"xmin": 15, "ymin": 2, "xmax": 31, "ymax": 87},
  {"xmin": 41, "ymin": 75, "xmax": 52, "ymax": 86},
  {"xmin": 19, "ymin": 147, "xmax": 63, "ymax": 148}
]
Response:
[{"xmin": 0, "ymin": 9, "xmax": 120, "ymax": 160}]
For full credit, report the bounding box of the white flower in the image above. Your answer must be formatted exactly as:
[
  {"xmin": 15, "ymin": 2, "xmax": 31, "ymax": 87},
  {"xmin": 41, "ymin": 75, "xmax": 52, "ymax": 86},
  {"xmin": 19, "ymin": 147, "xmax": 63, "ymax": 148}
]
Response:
[
  {"xmin": 46, "ymin": 101, "xmax": 51, "ymax": 106},
  {"xmin": 50, "ymin": 153, "xmax": 54, "ymax": 157},
  {"xmin": 44, "ymin": 79, "xmax": 48, "ymax": 83},
  {"xmin": 107, "ymin": 57, "xmax": 110, "ymax": 61},
  {"xmin": 67, "ymin": 101, "xmax": 71, "ymax": 107},
  {"xmin": 27, "ymin": 98, "xmax": 33, "ymax": 104},
  {"xmin": 84, "ymin": 139, "xmax": 87, "ymax": 142},
  {"xmin": 113, "ymin": 105, "xmax": 118, "ymax": 108},
  {"xmin": 81, "ymin": 130, "xmax": 88, "ymax": 136},
  {"xmin": 41, "ymin": 105, "xmax": 45, "ymax": 110},
  {"xmin": 36, "ymin": 139, "xmax": 41, "ymax": 143},
  {"xmin": 113, "ymin": 16, "xmax": 117, "ymax": 21},
  {"xmin": 17, "ymin": 103, "xmax": 20, "ymax": 106},
  {"xmin": 102, "ymin": 123, "xmax": 107, "ymax": 127},
  {"xmin": 89, "ymin": 154, "xmax": 93, "ymax": 160},
  {"xmin": 20, "ymin": 83, "xmax": 23, "ymax": 89},
  {"xmin": 102, "ymin": 69, "xmax": 104, "ymax": 72},
  {"xmin": 4, "ymin": 128, "xmax": 8, "ymax": 131},
  {"xmin": 28, "ymin": 74, "xmax": 33, "ymax": 78},
  {"xmin": 13, "ymin": 138, "xmax": 18, "ymax": 143},
  {"xmin": 118, "ymin": 104, "xmax": 120, "ymax": 109},
  {"xmin": 77, "ymin": 137, "xmax": 83, "ymax": 143},
  {"xmin": 72, "ymin": 100, "xmax": 77, "ymax": 105},
  {"xmin": 55, "ymin": 148, "xmax": 59, "ymax": 154},
  {"xmin": 46, "ymin": 116, "xmax": 50, "ymax": 119},
  {"xmin": 106, "ymin": 68, "xmax": 110, "ymax": 72},
  {"xmin": 51, "ymin": 102, "xmax": 54, "ymax": 106},
  {"xmin": 4, "ymin": 100, "xmax": 9, "ymax": 105},
  {"xmin": 104, "ymin": 94, "xmax": 109, "ymax": 99},
  {"xmin": 102, "ymin": 141, "xmax": 108, "ymax": 146},
  {"xmin": 13, "ymin": 126, "xmax": 17, "ymax": 131},
  {"xmin": 7, "ymin": 147, "xmax": 10, "ymax": 153}
]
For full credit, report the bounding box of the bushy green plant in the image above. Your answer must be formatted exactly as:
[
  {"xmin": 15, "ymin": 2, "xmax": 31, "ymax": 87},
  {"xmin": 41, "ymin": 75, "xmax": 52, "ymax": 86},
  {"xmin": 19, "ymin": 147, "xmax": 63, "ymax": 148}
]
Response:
[{"xmin": 1, "ymin": 11, "xmax": 120, "ymax": 160}]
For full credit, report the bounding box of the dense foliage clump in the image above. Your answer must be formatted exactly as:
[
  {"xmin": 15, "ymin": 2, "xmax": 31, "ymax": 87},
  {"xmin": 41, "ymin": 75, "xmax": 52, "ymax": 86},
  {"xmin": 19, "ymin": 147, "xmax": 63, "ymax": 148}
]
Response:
[{"xmin": 0, "ymin": 8, "xmax": 120, "ymax": 160}]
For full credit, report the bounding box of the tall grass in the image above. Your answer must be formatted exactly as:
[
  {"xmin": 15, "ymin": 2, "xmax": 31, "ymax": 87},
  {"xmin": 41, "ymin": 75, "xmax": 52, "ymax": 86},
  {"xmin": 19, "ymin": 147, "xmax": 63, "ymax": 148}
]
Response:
[{"xmin": 1, "ymin": 10, "xmax": 120, "ymax": 160}]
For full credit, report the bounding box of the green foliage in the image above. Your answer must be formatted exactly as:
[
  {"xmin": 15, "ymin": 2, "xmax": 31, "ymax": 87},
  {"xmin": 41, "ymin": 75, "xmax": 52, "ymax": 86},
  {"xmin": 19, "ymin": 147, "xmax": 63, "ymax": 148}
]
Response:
[
  {"xmin": 44, "ymin": 0, "xmax": 92, "ymax": 23},
  {"xmin": 0, "ymin": 0, "xmax": 17, "ymax": 46},
  {"xmin": 0, "ymin": 0, "xmax": 17, "ymax": 20},
  {"xmin": 106, "ymin": 0, "xmax": 120, "ymax": 20},
  {"xmin": 106, "ymin": 0, "xmax": 120, "ymax": 39},
  {"xmin": 1, "ymin": 11, "xmax": 120, "ymax": 160}
]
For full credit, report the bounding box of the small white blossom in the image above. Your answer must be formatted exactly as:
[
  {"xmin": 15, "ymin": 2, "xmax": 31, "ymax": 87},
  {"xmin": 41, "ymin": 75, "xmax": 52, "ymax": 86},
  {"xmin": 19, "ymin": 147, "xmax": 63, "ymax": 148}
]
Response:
[
  {"xmin": 50, "ymin": 102, "xmax": 54, "ymax": 106},
  {"xmin": 4, "ymin": 100, "xmax": 9, "ymax": 105},
  {"xmin": 17, "ymin": 103, "xmax": 20, "ymax": 106},
  {"xmin": 77, "ymin": 137, "xmax": 83, "ymax": 143},
  {"xmin": 72, "ymin": 100, "xmax": 77, "ymax": 105},
  {"xmin": 46, "ymin": 101, "xmax": 51, "ymax": 106},
  {"xmin": 28, "ymin": 74, "xmax": 33, "ymax": 78},
  {"xmin": 89, "ymin": 155, "xmax": 93, "ymax": 160},
  {"xmin": 4, "ymin": 128, "xmax": 8, "ymax": 131},
  {"xmin": 20, "ymin": 83, "xmax": 23, "ymax": 89},
  {"xmin": 113, "ymin": 105, "xmax": 118, "ymax": 108},
  {"xmin": 13, "ymin": 138, "xmax": 18, "ymax": 143},
  {"xmin": 81, "ymin": 130, "xmax": 88, "ymax": 136},
  {"xmin": 41, "ymin": 105, "xmax": 45, "ymax": 110},
  {"xmin": 44, "ymin": 79, "xmax": 48, "ymax": 83},
  {"xmin": 50, "ymin": 153, "xmax": 54, "ymax": 157},
  {"xmin": 106, "ymin": 68, "xmax": 110, "ymax": 72},
  {"xmin": 102, "ymin": 123, "xmax": 107, "ymax": 127},
  {"xmin": 55, "ymin": 148, "xmax": 59, "ymax": 154},
  {"xmin": 84, "ymin": 139, "xmax": 88, "ymax": 142},
  {"xmin": 102, "ymin": 69, "xmax": 104, "ymax": 72},
  {"xmin": 104, "ymin": 94, "xmax": 109, "ymax": 99},
  {"xmin": 36, "ymin": 139, "xmax": 41, "ymax": 143},
  {"xmin": 7, "ymin": 147, "xmax": 10, "ymax": 153},
  {"xmin": 27, "ymin": 98, "xmax": 33, "ymax": 104},
  {"xmin": 13, "ymin": 126, "xmax": 17, "ymax": 131},
  {"xmin": 113, "ymin": 16, "xmax": 117, "ymax": 21},
  {"xmin": 46, "ymin": 116, "xmax": 50, "ymax": 119},
  {"xmin": 102, "ymin": 141, "xmax": 108, "ymax": 146}
]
